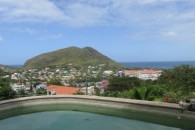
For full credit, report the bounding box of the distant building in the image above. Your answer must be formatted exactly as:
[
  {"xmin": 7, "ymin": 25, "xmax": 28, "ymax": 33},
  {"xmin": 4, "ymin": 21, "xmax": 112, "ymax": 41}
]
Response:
[
  {"xmin": 46, "ymin": 85, "xmax": 80, "ymax": 95},
  {"xmin": 11, "ymin": 74, "xmax": 18, "ymax": 80},
  {"xmin": 103, "ymin": 70, "xmax": 113, "ymax": 76},
  {"xmin": 117, "ymin": 71, "xmax": 124, "ymax": 77},
  {"xmin": 124, "ymin": 70, "xmax": 138, "ymax": 77},
  {"xmin": 36, "ymin": 84, "xmax": 47, "ymax": 90},
  {"xmin": 25, "ymin": 82, "xmax": 31, "ymax": 91},
  {"xmin": 80, "ymin": 86, "xmax": 95, "ymax": 95},
  {"xmin": 11, "ymin": 83, "xmax": 25, "ymax": 92},
  {"xmin": 138, "ymin": 69, "xmax": 162, "ymax": 80},
  {"xmin": 96, "ymin": 80, "xmax": 109, "ymax": 94},
  {"xmin": 124, "ymin": 69, "xmax": 162, "ymax": 80}
]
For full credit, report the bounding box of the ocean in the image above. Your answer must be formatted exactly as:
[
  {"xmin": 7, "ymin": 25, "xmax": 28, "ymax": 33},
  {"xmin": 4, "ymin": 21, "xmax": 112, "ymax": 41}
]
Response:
[
  {"xmin": 120, "ymin": 61, "xmax": 195, "ymax": 69},
  {"xmin": 10, "ymin": 65, "xmax": 23, "ymax": 68},
  {"xmin": 10, "ymin": 61, "xmax": 195, "ymax": 69}
]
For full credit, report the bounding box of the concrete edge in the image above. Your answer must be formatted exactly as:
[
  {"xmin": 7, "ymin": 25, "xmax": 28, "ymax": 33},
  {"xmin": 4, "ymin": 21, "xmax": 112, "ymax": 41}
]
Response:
[
  {"xmin": 0, "ymin": 95, "xmax": 182, "ymax": 110},
  {"xmin": 0, "ymin": 95, "xmax": 180, "ymax": 107}
]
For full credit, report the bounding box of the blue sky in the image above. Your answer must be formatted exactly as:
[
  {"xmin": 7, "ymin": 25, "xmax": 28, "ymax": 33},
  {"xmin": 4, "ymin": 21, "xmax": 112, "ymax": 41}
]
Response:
[{"xmin": 0, "ymin": 0, "xmax": 195, "ymax": 65}]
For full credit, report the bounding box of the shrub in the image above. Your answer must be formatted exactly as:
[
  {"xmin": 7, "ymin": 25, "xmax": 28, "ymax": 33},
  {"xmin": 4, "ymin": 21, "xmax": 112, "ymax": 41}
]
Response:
[
  {"xmin": 36, "ymin": 89, "xmax": 47, "ymax": 95},
  {"xmin": 129, "ymin": 87, "xmax": 155, "ymax": 101}
]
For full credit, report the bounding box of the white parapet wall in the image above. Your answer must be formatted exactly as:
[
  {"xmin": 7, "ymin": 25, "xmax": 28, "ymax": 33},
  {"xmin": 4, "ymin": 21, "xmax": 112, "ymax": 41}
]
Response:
[
  {"xmin": 1, "ymin": 96, "xmax": 195, "ymax": 130},
  {"xmin": 0, "ymin": 95, "xmax": 183, "ymax": 115}
]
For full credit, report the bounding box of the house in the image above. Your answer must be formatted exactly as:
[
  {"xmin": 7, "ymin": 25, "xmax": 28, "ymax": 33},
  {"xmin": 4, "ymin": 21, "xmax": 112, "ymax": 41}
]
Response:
[
  {"xmin": 101, "ymin": 80, "xmax": 109, "ymax": 89},
  {"xmin": 11, "ymin": 74, "xmax": 18, "ymax": 80},
  {"xmin": 80, "ymin": 86, "xmax": 95, "ymax": 95},
  {"xmin": 124, "ymin": 69, "xmax": 162, "ymax": 80},
  {"xmin": 103, "ymin": 70, "xmax": 113, "ymax": 76},
  {"xmin": 95, "ymin": 80, "xmax": 109, "ymax": 94},
  {"xmin": 138, "ymin": 69, "xmax": 161, "ymax": 80},
  {"xmin": 124, "ymin": 70, "xmax": 138, "ymax": 77},
  {"xmin": 36, "ymin": 84, "xmax": 47, "ymax": 90},
  {"xmin": 25, "ymin": 82, "xmax": 31, "ymax": 91},
  {"xmin": 46, "ymin": 85, "xmax": 80, "ymax": 95},
  {"xmin": 11, "ymin": 83, "xmax": 25, "ymax": 92}
]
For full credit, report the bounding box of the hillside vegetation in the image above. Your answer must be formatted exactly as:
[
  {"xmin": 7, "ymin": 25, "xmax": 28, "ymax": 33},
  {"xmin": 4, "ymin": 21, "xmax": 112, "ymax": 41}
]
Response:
[{"xmin": 23, "ymin": 46, "xmax": 122, "ymax": 69}]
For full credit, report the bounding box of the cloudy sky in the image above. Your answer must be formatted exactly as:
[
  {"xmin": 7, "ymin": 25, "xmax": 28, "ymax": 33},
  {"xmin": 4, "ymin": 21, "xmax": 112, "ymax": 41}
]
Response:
[{"xmin": 0, "ymin": 0, "xmax": 195, "ymax": 65}]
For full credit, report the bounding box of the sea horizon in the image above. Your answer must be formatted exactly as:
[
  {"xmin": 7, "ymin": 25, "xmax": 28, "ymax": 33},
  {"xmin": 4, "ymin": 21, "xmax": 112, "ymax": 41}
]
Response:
[
  {"xmin": 120, "ymin": 61, "xmax": 195, "ymax": 69},
  {"xmin": 7, "ymin": 60, "xmax": 195, "ymax": 69}
]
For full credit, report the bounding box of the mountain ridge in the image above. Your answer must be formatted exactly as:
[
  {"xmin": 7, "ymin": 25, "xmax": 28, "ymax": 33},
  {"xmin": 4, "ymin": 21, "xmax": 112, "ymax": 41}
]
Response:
[{"xmin": 23, "ymin": 46, "xmax": 122, "ymax": 69}]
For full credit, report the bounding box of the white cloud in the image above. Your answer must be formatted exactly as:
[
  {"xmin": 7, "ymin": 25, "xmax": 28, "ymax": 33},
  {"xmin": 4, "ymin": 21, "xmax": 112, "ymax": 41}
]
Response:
[
  {"xmin": 0, "ymin": 0, "xmax": 195, "ymax": 31},
  {"xmin": 0, "ymin": 0, "xmax": 68, "ymax": 23},
  {"xmin": 138, "ymin": 0, "xmax": 157, "ymax": 5},
  {"xmin": 39, "ymin": 33, "xmax": 63, "ymax": 41},
  {"xmin": 11, "ymin": 28, "xmax": 38, "ymax": 34},
  {"xmin": 0, "ymin": 35, "xmax": 3, "ymax": 41},
  {"xmin": 64, "ymin": 3, "xmax": 108, "ymax": 26},
  {"xmin": 0, "ymin": 0, "xmax": 161, "ymax": 26},
  {"xmin": 164, "ymin": 31, "xmax": 177, "ymax": 37}
]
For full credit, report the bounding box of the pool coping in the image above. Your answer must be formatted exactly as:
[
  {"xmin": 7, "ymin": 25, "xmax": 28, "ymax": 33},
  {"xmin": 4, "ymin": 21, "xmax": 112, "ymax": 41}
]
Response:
[
  {"xmin": 1, "ymin": 95, "xmax": 195, "ymax": 117},
  {"xmin": 1, "ymin": 95, "xmax": 195, "ymax": 130},
  {"xmin": 0, "ymin": 95, "xmax": 183, "ymax": 112}
]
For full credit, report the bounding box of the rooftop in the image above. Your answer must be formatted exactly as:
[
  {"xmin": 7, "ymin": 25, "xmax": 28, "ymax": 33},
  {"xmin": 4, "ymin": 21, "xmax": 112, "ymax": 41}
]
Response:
[{"xmin": 46, "ymin": 85, "xmax": 80, "ymax": 95}]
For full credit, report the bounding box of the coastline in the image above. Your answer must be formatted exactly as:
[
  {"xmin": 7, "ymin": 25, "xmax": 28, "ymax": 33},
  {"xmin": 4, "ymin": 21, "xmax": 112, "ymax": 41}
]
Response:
[{"xmin": 120, "ymin": 61, "xmax": 195, "ymax": 69}]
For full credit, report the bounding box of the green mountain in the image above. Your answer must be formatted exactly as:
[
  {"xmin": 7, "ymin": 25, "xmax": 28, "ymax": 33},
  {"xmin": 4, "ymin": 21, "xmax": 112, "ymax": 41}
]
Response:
[
  {"xmin": 23, "ymin": 46, "xmax": 122, "ymax": 69},
  {"xmin": 0, "ymin": 64, "xmax": 8, "ymax": 69},
  {"xmin": 0, "ymin": 64, "xmax": 15, "ymax": 72}
]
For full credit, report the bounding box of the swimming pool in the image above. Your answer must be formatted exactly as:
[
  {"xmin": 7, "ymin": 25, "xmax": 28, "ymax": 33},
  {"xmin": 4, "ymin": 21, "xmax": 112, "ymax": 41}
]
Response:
[
  {"xmin": 0, "ymin": 95, "xmax": 194, "ymax": 130},
  {"xmin": 0, "ymin": 111, "xmax": 181, "ymax": 130}
]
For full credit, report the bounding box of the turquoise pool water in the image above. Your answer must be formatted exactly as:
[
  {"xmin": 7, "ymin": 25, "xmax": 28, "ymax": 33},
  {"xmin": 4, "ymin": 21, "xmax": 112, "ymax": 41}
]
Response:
[{"xmin": 0, "ymin": 111, "xmax": 180, "ymax": 130}]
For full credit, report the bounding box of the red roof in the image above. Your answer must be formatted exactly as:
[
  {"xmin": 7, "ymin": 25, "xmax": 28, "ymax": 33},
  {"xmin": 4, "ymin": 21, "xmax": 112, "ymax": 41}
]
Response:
[
  {"xmin": 102, "ymin": 80, "xmax": 109, "ymax": 83},
  {"xmin": 124, "ymin": 70, "xmax": 138, "ymax": 74},
  {"xmin": 139, "ymin": 69, "xmax": 159, "ymax": 74},
  {"xmin": 125, "ymin": 69, "xmax": 160, "ymax": 74},
  {"xmin": 46, "ymin": 85, "xmax": 80, "ymax": 95}
]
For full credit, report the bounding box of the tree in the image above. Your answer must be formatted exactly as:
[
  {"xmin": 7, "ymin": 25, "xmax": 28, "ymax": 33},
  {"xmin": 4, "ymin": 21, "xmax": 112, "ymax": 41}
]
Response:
[
  {"xmin": 48, "ymin": 78, "xmax": 62, "ymax": 85},
  {"xmin": 130, "ymin": 87, "xmax": 155, "ymax": 101},
  {"xmin": 108, "ymin": 77, "xmax": 141, "ymax": 91},
  {"xmin": 36, "ymin": 89, "xmax": 47, "ymax": 95},
  {"xmin": 158, "ymin": 65, "xmax": 195, "ymax": 93},
  {"xmin": 94, "ymin": 87, "xmax": 100, "ymax": 96},
  {"xmin": 150, "ymin": 84, "xmax": 169, "ymax": 98},
  {"xmin": 0, "ymin": 78, "xmax": 16, "ymax": 100},
  {"xmin": 0, "ymin": 69, "xmax": 3, "ymax": 76}
]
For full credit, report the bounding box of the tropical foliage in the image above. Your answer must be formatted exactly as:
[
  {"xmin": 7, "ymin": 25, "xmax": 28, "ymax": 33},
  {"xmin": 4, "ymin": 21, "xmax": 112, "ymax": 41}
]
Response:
[
  {"xmin": 23, "ymin": 46, "xmax": 122, "ymax": 69},
  {"xmin": 104, "ymin": 65, "xmax": 195, "ymax": 103},
  {"xmin": 129, "ymin": 87, "xmax": 155, "ymax": 101},
  {"xmin": 36, "ymin": 89, "xmax": 47, "ymax": 95},
  {"xmin": 48, "ymin": 78, "xmax": 62, "ymax": 85},
  {"xmin": 108, "ymin": 77, "xmax": 141, "ymax": 91},
  {"xmin": 0, "ymin": 70, "xmax": 16, "ymax": 100},
  {"xmin": 158, "ymin": 65, "xmax": 195, "ymax": 93},
  {"xmin": 1, "ymin": 65, "xmax": 195, "ymax": 103}
]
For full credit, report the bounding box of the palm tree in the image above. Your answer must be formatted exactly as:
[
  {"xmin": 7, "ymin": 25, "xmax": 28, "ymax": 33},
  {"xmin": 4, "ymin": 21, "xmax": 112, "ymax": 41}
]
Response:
[{"xmin": 130, "ymin": 87, "xmax": 155, "ymax": 101}]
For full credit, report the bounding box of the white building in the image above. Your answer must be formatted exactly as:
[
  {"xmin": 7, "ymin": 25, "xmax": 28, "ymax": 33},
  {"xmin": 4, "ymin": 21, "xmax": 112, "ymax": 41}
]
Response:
[
  {"xmin": 11, "ymin": 83, "xmax": 25, "ymax": 92},
  {"xmin": 80, "ymin": 86, "xmax": 95, "ymax": 95},
  {"xmin": 124, "ymin": 69, "xmax": 162, "ymax": 80},
  {"xmin": 103, "ymin": 70, "xmax": 113, "ymax": 76},
  {"xmin": 138, "ymin": 69, "xmax": 162, "ymax": 80},
  {"xmin": 11, "ymin": 74, "xmax": 18, "ymax": 80}
]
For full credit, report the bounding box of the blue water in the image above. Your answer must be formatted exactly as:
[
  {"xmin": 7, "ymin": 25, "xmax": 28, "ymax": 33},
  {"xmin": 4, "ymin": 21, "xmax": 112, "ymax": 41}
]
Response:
[
  {"xmin": 8, "ymin": 61, "xmax": 195, "ymax": 69},
  {"xmin": 10, "ymin": 65, "xmax": 22, "ymax": 68},
  {"xmin": 0, "ymin": 111, "xmax": 180, "ymax": 130},
  {"xmin": 121, "ymin": 61, "xmax": 195, "ymax": 69}
]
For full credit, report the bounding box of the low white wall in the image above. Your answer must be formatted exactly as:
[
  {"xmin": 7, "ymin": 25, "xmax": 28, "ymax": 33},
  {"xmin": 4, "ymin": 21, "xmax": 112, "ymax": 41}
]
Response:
[
  {"xmin": 1, "ymin": 95, "xmax": 195, "ymax": 130},
  {"xmin": 0, "ymin": 95, "xmax": 183, "ymax": 115}
]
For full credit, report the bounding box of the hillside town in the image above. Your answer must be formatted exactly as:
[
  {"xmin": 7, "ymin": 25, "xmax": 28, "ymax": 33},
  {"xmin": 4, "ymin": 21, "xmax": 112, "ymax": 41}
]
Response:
[{"xmin": 1, "ymin": 64, "xmax": 162, "ymax": 96}]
